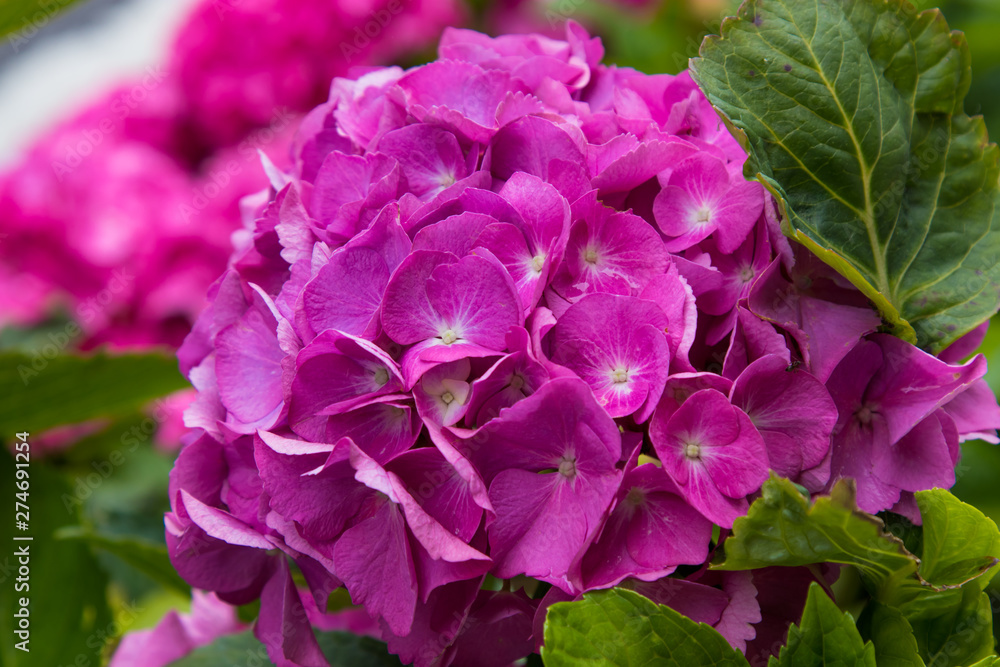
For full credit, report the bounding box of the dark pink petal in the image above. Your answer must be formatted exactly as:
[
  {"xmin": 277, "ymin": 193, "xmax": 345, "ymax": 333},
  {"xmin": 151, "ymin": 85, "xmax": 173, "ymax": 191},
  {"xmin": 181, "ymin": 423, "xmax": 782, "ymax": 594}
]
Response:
[
  {"xmin": 301, "ymin": 247, "xmax": 389, "ymax": 339},
  {"xmin": 255, "ymin": 559, "xmax": 327, "ymax": 667},
  {"xmin": 555, "ymin": 194, "xmax": 669, "ymax": 299},
  {"xmin": 376, "ymin": 124, "xmax": 468, "ymax": 199},
  {"xmin": 943, "ymin": 378, "xmax": 1000, "ymax": 443},
  {"xmin": 382, "ymin": 250, "xmax": 522, "ymax": 351},
  {"xmin": 731, "ymin": 355, "xmax": 836, "ymax": 479},
  {"xmin": 549, "ymin": 293, "xmax": 671, "ymax": 419},
  {"xmin": 446, "ymin": 590, "xmax": 537, "ymax": 667},
  {"xmin": 215, "ymin": 298, "xmax": 284, "ymax": 426},
  {"xmin": 872, "ymin": 410, "xmax": 957, "ymax": 493},
  {"xmin": 581, "ymin": 464, "xmax": 711, "ymax": 589},
  {"xmin": 289, "ymin": 330, "xmax": 404, "ymax": 424},
  {"xmin": 490, "ymin": 115, "xmax": 591, "ymax": 200},
  {"xmin": 651, "ymin": 389, "xmax": 768, "ymax": 527},
  {"xmin": 254, "ymin": 433, "xmax": 368, "ymax": 547}
]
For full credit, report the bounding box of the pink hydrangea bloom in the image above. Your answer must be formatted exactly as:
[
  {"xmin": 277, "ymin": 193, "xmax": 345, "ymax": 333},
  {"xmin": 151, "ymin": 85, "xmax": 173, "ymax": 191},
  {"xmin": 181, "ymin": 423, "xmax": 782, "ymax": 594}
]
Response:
[{"xmin": 166, "ymin": 23, "xmax": 999, "ymax": 666}]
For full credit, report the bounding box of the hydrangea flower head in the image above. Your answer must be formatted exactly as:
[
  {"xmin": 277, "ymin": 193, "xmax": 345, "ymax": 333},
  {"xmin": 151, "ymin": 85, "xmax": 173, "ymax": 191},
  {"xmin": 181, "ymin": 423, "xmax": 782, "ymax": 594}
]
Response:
[{"xmin": 168, "ymin": 23, "xmax": 998, "ymax": 665}]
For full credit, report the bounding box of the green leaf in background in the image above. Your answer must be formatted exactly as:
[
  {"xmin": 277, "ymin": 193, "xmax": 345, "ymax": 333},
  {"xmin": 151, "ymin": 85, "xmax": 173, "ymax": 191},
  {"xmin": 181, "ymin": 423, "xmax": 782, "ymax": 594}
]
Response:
[
  {"xmin": 55, "ymin": 526, "xmax": 190, "ymax": 596},
  {"xmin": 691, "ymin": 0, "xmax": 1000, "ymax": 352},
  {"xmin": 0, "ymin": 350, "xmax": 189, "ymax": 436},
  {"xmin": 909, "ymin": 586, "xmax": 995, "ymax": 667},
  {"xmin": 857, "ymin": 602, "xmax": 926, "ymax": 667},
  {"xmin": 769, "ymin": 584, "xmax": 876, "ymax": 667},
  {"xmin": 0, "ymin": 0, "xmax": 85, "ymax": 39},
  {"xmin": 317, "ymin": 631, "xmax": 404, "ymax": 667},
  {"xmin": 0, "ymin": 447, "xmax": 113, "ymax": 667},
  {"xmin": 541, "ymin": 587, "xmax": 749, "ymax": 667},
  {"xmin": 916, "ymin": 489, "xmax": 1000, "ymax": 591},
  {"xmin": 167, "ymin": 629, "xmax": 402, "ymax": 667},
  {"xmin": 970, "ymin": 657, "xmax": 1000, "ymax": 667}
]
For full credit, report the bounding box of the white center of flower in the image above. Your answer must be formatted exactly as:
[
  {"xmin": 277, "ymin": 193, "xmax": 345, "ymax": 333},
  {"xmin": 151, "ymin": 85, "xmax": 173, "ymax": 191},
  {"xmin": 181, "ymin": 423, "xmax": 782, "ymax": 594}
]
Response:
[
  {"xmin": 684, "ymin": 443, "xmax": 702, "ymax": 460},
  {"xmin": 531, "ymin": 254, "xmax": 545, "ymax": 272},
  {"xmin": 558, "ymin": 456, "xmax": 577, "ymax": 479},
  {"xmin": 611, "ymin": 368, "xmax": 629, "ymax": 384},
  {"xmin": 509, "ymin": 374, "xmax": 525, "ymax": 390},
  {"xmin": 373, "ymin": 367, "xmax": 389, "ymax": 386},
  {"xmin": 439, "ymin": 171, "xmax": 456, "ymax": 188},
  {"xmin": 695, "ymin": 206, "xmax": 712, "ymax": 223},
  {"xmin": 440, "ymin": 329, "xmax": 458, "ymax": 345},
  {"xmin": 441, "ymin": 391, "xmax": 455, "ymax": 405},
  {"xmin": 738, "ymin": 265, "xmax": 755, "ymax": 283},
  {"xmin": 584, "ymin": 248, "xmax": 599, "ymax": 264}
]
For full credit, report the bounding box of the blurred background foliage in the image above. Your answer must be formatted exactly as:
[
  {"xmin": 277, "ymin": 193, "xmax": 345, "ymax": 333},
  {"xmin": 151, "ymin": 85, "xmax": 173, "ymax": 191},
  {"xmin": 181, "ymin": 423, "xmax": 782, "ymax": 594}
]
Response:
[{"xmin": 0, "ymin": 0, "xmax": 999, "ymax": 665}]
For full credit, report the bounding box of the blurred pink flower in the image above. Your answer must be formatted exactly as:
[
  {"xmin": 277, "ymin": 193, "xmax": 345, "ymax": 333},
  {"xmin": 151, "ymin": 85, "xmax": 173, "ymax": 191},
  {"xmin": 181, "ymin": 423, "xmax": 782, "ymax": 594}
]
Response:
[
  {"xmin": 109, "ymin": 591, "xmax": 245, "ymax": 667},
  {"xmin": 171, "ymin": 0, "xmax": 466, "ymax": 151}
]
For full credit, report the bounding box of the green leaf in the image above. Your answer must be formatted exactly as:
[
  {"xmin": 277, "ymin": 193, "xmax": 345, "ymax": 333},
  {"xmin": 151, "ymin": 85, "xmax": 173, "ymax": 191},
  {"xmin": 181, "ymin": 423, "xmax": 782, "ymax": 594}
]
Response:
[
  {"xmin": 167, "ymin": 630, "xmax": 402, "ymax": 667},
  {"xmin": 916, "ymin": 488, "xmax": 1000, "ymax": 590},
  {"xmin": 316, "ymin": 631, "xmax": 404, "ymax": 667},
  {"xmin": 714, "ymin": 476, "xmax": 922, "ymax": 602},
  {"xmin": 0, "ymin": 350, "xmax": 189, "ymax": 436},
  {"xmin": 857, "ymin": 602, "xmax": 926, "ymax": 667},
  {"xmin": 910, "ymin": 586, "xmax": 995, "ymax": 667},
  {"xmin": 55, "ymin": 526, "xmax": 190, "ymax": 596},
  {"xmin": 0, "ymin": 0, "xmax": 85, "ymax": 39},
  {"xmin": 0, "ymin": 448, "xmax": 113, "ymax": 667},
  {"xmin": 769, "ymin": 583, "xmax": 876, "ymax": 667},
  {"xmin": 541, "ymin": 587, "xmax": 749, "ymax": 667},
  {"xmin": 691, "ymin": 0, "xmax": 1000, "ymax": 352},
  {"xmin": 968, "ymin": 658, "xmax": 1000, "ymax": 667}
]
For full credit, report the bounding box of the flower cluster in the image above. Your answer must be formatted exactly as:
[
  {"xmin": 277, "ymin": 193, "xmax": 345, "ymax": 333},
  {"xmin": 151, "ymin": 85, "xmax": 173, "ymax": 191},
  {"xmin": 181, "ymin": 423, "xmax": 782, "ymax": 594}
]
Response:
[{"xmin": 168, "ymin": 24, "xmax": 1000, "ymax": 666}]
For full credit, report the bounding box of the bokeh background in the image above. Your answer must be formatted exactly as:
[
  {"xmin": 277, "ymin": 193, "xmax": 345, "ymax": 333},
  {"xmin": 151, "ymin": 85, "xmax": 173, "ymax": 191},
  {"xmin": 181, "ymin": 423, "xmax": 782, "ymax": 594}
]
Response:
[{"xmin": 0, "ymin": 0, "xmax": 998, "ymax": 665}]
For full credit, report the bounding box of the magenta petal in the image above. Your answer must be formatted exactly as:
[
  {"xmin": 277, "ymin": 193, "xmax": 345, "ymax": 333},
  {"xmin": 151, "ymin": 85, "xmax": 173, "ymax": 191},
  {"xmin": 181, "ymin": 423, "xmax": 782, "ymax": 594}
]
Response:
[
  {"xmin": 215, "ymin": 304, "xmax": 284, "ymax": 425},
  {"xmin": 487, "ymin": 465, "xmax": 618, "ymax": 592},
  {"xmin": 301, "ymin": 247, "xmax": 389, "ymax": 339},
  {"xmin": 711, "ymin": 180, "xmax": 765, "ymax": 254},
  {"xmin": 376, "ymin": 124, "xmax": 468, "ymax": 199},
  {"xmin": 387, "ymin": 447, "xmax": 485, "ymax": 542},
  {"xmin": 731, "ymin": 355, "xmax": 836, "ymax": 478},
  {"xmin": 581, "ymin": 464, "xmax": 711, "ymax": 589},
  {"xmin": 255, "ymin": 559, "xmax": 327, "ymax": 667},
  {"xmin": 558, "ymin": 195, "xmax": 669, "ymax": 298},
  {"xmin": 944, "ymin": 378, "xmax": 1000, "ymax": 443},
  {"xmin": 460, "ymin": 377, "xmax": 621, "ymax": 481},
  {"xmin": 254, "ymin": 433, "xmax": 368, "ymax": 546},
  {"xmin": 333, "ymin": 500, "xmax": 417, "ymax": 636},
  {"xmin": 872, "ymin": 410, "xmax": 957, "ymax": 493},
  {"xmin": 381, "ymin": 250, "xmax": 458, "ymax": 345},
  {"xmin": 549, "ymin": 293, "xmax": 671, "ymax": 419},
  {"xmin": 289, "ymin": 330, "xmax": 404, "ymax": 424},
  {"xmin": 426, "ymin": 252, "xmax": 524, "ymax": 348},
  {"xmin": 412, "ymin": 212, "xmax": 495, "ymax": 257},
  {"xmin": 651, "ymin": 389, "xmax": 768, "ymax": 527}
]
